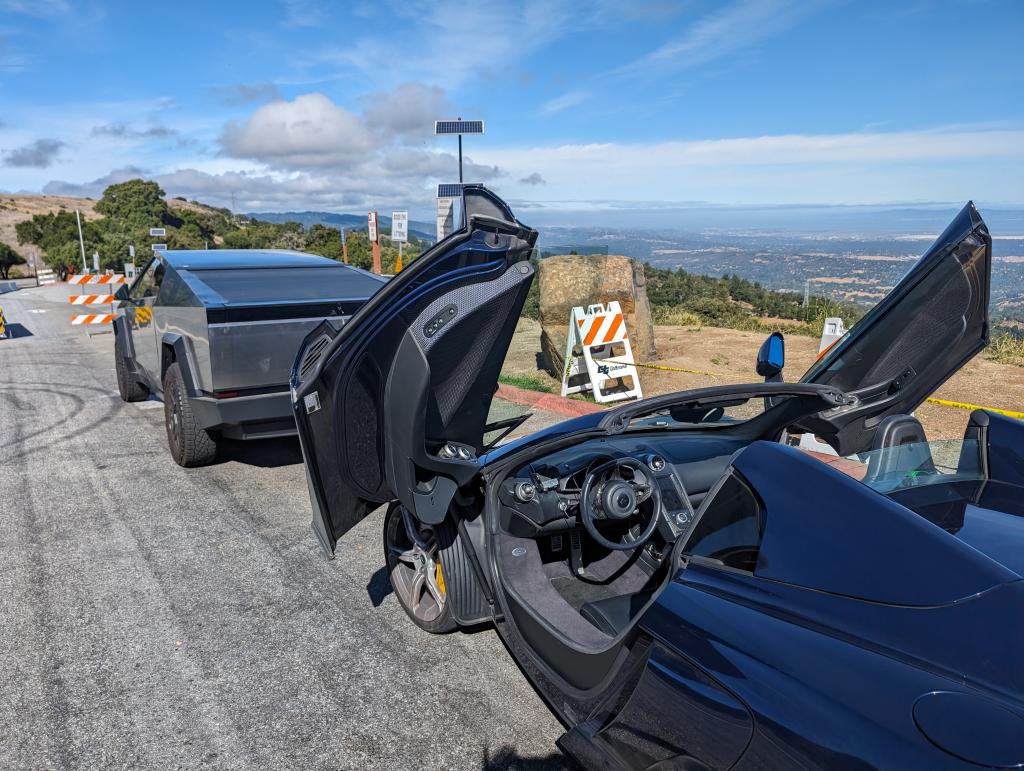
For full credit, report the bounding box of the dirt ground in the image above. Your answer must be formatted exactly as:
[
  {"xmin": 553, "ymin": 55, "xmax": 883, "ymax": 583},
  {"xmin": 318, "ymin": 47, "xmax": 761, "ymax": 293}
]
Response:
[{"xmin": 501, "ymin": 318, "xmax": 1024, "ymax": 441}]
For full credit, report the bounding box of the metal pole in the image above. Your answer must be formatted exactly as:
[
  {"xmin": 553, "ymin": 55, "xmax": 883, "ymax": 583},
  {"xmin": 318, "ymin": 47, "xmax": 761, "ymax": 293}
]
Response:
[
  {"xmin": 75, "ymin": 209, "xmax": 87, "ymax": 272},
  {"xmin": 458, "ymin": 134, "xmax": 463, "ymax": 183}
]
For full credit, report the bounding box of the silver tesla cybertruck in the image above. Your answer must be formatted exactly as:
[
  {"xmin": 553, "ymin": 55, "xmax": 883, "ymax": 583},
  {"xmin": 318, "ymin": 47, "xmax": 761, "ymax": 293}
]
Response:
[{"xmin": 112, "ymin": 249, "xmax": 386, "ymax": 466}]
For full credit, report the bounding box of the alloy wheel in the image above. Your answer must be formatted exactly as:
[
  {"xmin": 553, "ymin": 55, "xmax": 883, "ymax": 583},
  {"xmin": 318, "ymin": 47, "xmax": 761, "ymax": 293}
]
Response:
[{"xmin": 387, "ymin": 507, "xmax": 446, "ymax": 623}]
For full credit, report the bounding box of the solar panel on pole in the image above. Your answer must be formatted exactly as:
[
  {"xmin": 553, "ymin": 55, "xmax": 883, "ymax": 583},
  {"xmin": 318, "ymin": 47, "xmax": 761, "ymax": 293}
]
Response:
[
  {"xmin": 434, "ymin": 120, "xmax": 484, "ymax": 135},
  {"xmin": 435, "ymin": 118, "xmax": 484, "ymax": 183},
  {"xmin": 437, "ymin": 183, "xmax": 463, "ymax": 198}
]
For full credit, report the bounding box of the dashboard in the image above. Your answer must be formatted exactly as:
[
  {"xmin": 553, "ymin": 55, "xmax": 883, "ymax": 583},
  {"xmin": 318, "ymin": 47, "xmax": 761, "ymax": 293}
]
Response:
[{"xmin": 497, "ymin": 432, "xmax": 749, "ymax": 549}]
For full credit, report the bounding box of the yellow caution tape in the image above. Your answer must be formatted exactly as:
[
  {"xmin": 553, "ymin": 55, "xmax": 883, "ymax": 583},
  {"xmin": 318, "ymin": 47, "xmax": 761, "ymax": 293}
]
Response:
[
  {"xmin": 604, "ymin": 359, "xmax": 723, "ymax": 378},
  {"xmin": 925, "ymin": 397, "xmax": 1024, "ymax": 421}
]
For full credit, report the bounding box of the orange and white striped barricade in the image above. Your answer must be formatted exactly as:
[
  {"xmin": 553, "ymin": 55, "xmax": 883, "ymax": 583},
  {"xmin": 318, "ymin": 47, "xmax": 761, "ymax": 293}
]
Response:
[
  {"xmin": 68, "ymin": 274, "xmax": 124, "ymax": 334},
  {"xmin": 37, "ymin": 268, "xmax": 57, "ymax": 285},
  {"xmin": 561, "ymin": 301, "xmax": 643, "ymax": 404},
  {"xmin": 71, "ymin": 313, "xmax": 116, "ymax": 326},
  {"xmin": 69, "ymin": 294, "xmax": 119, "ymax": 306},
  {"xmin": 67, "ymin": 274, "xmax": 126, "ymax": 286}
]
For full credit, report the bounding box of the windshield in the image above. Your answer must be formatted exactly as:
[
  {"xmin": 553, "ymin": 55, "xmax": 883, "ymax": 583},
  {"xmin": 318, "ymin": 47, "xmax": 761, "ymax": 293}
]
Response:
[
  {"xmin": 626, "ymin": 395, "xmax": 795, "ymax": 430},
  {"xmin": 842, "ymin": 438, "xmax": 985, "ymax": 494}
]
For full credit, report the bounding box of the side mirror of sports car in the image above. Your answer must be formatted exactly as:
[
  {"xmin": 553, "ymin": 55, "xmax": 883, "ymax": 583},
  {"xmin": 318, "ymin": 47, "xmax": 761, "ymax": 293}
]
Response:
[{"xmin": 756, "ymin": 331, "xmax": 785, "ymax": 382}]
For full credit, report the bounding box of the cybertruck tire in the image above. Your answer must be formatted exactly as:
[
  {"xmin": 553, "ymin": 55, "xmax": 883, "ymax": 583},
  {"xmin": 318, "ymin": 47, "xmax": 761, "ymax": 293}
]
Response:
[
  {"xmin": 163, "ymin": 362, "xmax": 217, "ymax": 467},
  {"xmin": 115, "ymin": 335, "xmax": 148, "ymax": 402}
]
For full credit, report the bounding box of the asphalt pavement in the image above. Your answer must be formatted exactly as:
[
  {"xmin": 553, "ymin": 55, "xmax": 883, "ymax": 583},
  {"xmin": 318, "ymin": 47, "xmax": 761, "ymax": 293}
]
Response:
[{"xmin": 0, "ymin": 284, "xmax": 569, "ymax": 769}]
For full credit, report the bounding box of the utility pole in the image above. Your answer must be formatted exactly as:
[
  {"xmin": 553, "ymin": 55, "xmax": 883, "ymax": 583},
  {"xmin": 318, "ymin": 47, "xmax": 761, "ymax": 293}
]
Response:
[{"xmin": 75, "ymin": 209, "xmax": 87, "ymax": 273}]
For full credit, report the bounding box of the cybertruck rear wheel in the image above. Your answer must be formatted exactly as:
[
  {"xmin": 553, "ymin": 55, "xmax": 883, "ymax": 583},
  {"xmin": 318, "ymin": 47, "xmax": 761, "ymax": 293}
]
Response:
[
  {"xmin": 163, "ymin": 362, "xmax": 218, "ymax": 467},
  {"xmin": 383, "ymin": 502, "xmax": 458, "ymax": 634}
]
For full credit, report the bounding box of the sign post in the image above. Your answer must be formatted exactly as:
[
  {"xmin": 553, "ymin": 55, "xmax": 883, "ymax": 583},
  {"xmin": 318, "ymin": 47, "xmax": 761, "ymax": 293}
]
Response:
[
  {"xmin": 341, "ymin": 226, "xmax": 348, "ymax": 264},
  {"xmin": 391, "ymin": 211, "xmax": 408, "ymax": 273},
  {"xmin": 368, "ymin": 211, "xmax": 381, "ymax": 275}
]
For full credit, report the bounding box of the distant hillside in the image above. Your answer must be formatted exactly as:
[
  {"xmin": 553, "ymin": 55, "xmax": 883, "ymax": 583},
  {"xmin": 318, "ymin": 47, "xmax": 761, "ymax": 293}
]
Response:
[
  {"xmin": 4, "ymin": 182, "xmax": 425, "ymax": 278},
  {"xmin": 250, "ymin": 211, "xmax": 436, "ymax": 242}
]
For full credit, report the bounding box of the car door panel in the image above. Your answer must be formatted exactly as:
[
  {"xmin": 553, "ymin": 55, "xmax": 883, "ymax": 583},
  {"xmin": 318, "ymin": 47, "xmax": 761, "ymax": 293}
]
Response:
[
  {"xmin": 594, "ymin": 642, "xmax": 753, "ymax": 770},
  {"xmin": 124, "ymin": 256, "xmax": 163, "ymax": 387},
  {"xmin": 801, "ymin": 202, "xmax": 991, "ymax": 454},
  {"xmin": 292, "ymin": 186, "xmax": 538, "ymax": 554}
]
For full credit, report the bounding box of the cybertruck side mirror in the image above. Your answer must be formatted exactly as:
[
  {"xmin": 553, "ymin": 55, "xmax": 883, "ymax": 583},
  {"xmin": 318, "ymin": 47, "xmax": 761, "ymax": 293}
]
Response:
[
  {"xmin": 756, "ymin": 331, "xmax": 785, "ymax": 383},
  {"xmin": 115, "ymin": 284, "xmax": 130, "ymax": 301}
]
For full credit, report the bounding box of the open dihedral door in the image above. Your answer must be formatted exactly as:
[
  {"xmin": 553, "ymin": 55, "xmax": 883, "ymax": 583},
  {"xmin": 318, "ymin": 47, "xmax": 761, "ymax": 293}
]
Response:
[
  {"xmin": 801, "ymin": 202, "xmax": 992, "ymax": 454},
  {"xmin": 291, "ymin": 186, "xmax": 538, "ymax": 554}
]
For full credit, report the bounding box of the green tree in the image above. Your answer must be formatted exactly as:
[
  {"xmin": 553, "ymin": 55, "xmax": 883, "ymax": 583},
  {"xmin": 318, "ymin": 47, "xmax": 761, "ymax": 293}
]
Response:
[
  {"xmin": 0, "ymin": 242, "xmax": 27, "ymax": 279},
  {"xmin": 15, "ymin": 210, "xmax": 102, "ymax": 278},
  {"xmin": 95, "ymin": 179, "xmax": 169, "ymax": 229},
  {"xmin": 42, "ymin": 241, "xmax": 86, "ymax": 279},
  {"xmin": 304, "ymin": 224, "xmax": 343, "ymax": 260}
]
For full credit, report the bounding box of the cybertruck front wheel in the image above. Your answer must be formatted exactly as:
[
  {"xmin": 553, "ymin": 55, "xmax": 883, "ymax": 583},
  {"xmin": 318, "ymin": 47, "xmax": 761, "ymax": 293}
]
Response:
[
  {"xmin": 383, "ymin": 502, "xmax": 458, "ymax": 634},
  {"xmin": 114, "ymin": 335, "xmax": 148, "ymax": 402},
  {"xmin": 163, "ymin": 362, "xmax": 218, "ymax": 467}
]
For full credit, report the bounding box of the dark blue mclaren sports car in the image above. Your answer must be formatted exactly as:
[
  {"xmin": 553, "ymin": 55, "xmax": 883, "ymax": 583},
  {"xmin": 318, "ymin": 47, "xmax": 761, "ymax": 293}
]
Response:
[{"xmin": 291, "ymin": 187, "xmax": 1024, "ymax": 769}]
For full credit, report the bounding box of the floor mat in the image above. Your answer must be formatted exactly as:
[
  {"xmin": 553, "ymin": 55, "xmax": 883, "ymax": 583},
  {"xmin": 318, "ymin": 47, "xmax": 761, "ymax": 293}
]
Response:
[{"xmin": 549, "ymin": 575, "xmax": 632, "ymax": 611}]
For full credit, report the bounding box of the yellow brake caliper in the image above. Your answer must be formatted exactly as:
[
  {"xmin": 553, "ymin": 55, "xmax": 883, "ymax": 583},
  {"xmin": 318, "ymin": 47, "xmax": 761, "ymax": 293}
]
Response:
[{"xmin": 435, "ymin": 561, "xmax": 446, "ymax": 597}]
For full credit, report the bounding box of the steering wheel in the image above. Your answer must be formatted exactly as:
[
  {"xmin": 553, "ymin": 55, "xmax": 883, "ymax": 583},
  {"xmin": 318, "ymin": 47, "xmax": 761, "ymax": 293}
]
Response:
[{"xmin": 579, "ymin": 458, "xmax": 662, "ymax": 551}]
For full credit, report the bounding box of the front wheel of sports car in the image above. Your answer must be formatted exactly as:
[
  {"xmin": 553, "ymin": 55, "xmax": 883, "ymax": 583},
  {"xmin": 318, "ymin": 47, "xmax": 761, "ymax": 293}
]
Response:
[{"xmin": 383, "ymin": 503, "xmax": 458, "ymax": 634}]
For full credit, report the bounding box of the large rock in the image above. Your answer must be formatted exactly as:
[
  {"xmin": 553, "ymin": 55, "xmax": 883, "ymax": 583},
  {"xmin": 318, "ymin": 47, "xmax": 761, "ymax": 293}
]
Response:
[{"xmin": 538, "ymin": 254, "xmax": 656, "ymax": 379}]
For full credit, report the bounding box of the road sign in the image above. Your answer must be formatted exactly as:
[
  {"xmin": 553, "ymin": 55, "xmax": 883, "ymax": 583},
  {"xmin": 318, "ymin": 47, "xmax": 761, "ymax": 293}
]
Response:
[
  {"xmin": 129, "ymin": 244, "xmax": 135, "ymax": 259},
  {"xmin": 152, "ymin": 243, "xmax": 167, "ymax": 251},
  {"xmin": 92, "ymin": 252, "xmax": 100, "ymax": 273},
  {"xmin": 367, "ymin": 211, "xmax": 379, "ymax": 243},
  {"xmin": 150, "ymin": 227, "xmax": 166, "ymax": 237},
  {"xmin": 391, "ymin": 211, "xmax": 408, "ymax": 243}
]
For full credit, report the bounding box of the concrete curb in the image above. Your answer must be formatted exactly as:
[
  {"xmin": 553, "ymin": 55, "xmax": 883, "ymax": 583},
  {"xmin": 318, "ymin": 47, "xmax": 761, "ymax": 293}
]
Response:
[{"xmin": 496, "ymin": 383, "xmax": 605, "ymax": 418}]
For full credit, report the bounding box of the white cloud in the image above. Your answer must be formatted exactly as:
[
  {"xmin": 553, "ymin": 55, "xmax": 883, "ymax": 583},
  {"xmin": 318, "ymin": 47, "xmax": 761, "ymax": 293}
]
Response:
[
  {"xmin": 3, "ymin": 138, "xmax": 64, "ymax": 168},
  {"xmin": 221, "ymin": 93, "xmax": 376, "ymax": 168},
  {"xmin": 0, "ymin": 0, "xmax": 70, "ymax": 16},
  {"xmin": 306, "ymin": 0, "xmax": 577, "ymax": 90},
  {"xmin": 486, "ymin": 126, "xmax": 1024, "ymax": 205},
  {"xmin": 541, "ymin": 91, "xmax": 589, "ymax": 115},
  {"xmin": 613, "ymin": 0, "xmax": 814, "ymax": 78},
  {"xmin": 544, "ymin": 0, "xmax": 819, "ymax": 114},
  {"xmin": 362, "ymin": 82, "xmax": 451, "ymax": 144},
  {"xmin": 281, "ymin": 0, "xmax": 325, "ymax": 28}
]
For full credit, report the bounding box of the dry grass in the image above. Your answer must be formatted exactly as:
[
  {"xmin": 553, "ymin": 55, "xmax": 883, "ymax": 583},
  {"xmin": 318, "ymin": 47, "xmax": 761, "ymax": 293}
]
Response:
[
  {"xmin": 651, "ymin": 307, "xmax": 702, "ymax": 328},
  {"xmin": 987, "ymin": 333, "xmax": 1024, "ymax": 367}
]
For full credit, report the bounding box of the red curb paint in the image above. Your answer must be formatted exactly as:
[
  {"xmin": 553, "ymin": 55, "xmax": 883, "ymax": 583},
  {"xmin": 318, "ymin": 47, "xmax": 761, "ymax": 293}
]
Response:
[{"xmin": 495, "ymin": 383, "xmax": 604, "ymax": 418}]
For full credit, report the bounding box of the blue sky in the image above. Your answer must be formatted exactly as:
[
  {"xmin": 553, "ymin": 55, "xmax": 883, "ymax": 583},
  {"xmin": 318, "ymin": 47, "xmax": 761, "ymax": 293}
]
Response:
[{"xmin": 1, "ymin": 0, "xmax": 1022, "ymax": 222}]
